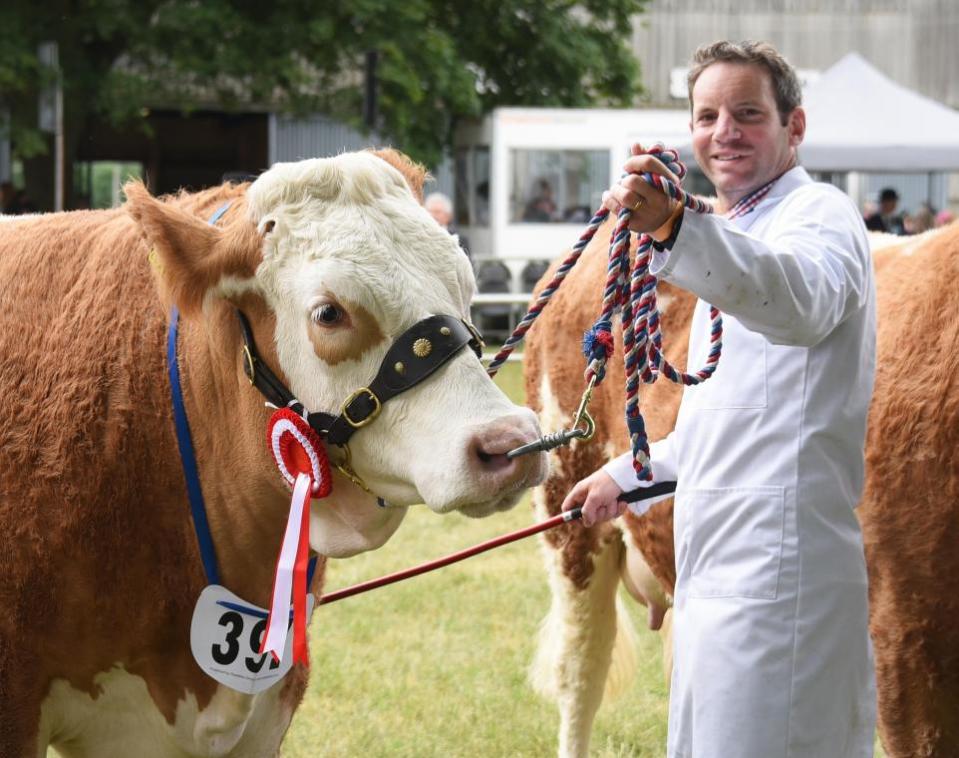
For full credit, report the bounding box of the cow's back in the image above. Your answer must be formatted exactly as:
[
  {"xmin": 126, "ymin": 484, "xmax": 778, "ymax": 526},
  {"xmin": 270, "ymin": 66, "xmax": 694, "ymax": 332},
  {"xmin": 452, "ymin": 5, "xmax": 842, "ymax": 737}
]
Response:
[
  {"xmin": 0, "ymin": 200, "xmax": 263, "ymax": 756},
  {"xmin": 0, "ymin": 209, "xmax": 176, "ymax": 753}
]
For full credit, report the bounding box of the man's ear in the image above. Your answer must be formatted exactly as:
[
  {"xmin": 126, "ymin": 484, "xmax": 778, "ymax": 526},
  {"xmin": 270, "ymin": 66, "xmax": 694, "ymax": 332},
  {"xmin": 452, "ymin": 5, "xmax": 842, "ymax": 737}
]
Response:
[
  {"xmin": 370, "ymin": 148, "xmax": 429, "ymax": 203},
  {"xmin": 788, "ymin": 107, "xmax": 806, "ymax": 148},
  {"xmin": 125, "ymin": 181, "xmax": 260, "ymax": 312}
]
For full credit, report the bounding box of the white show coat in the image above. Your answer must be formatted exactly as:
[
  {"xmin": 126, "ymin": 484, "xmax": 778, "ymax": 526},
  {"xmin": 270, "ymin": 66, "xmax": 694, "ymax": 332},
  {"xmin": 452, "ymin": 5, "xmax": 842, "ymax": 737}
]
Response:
[{"xmin": 604, "ymin": 167, "xmax": 877, "ymax": 758}]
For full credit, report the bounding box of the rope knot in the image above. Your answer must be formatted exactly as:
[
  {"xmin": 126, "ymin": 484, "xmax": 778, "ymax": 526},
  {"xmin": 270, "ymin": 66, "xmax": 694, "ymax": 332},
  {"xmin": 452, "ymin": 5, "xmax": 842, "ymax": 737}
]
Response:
[
  {"xmin": 582, "ymin": 320, "xmax": 615, "ymax": 383},
  {"xmin": 582, "ymin": 321, "xmax": 614, "ymax": 362}
]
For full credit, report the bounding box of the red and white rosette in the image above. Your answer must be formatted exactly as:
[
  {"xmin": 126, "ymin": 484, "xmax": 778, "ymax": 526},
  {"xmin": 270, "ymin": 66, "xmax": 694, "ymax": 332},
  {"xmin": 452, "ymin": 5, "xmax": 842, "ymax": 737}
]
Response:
[{"xmin": 261, "ymin": 408, "xmax": 331, "ymax": 666}]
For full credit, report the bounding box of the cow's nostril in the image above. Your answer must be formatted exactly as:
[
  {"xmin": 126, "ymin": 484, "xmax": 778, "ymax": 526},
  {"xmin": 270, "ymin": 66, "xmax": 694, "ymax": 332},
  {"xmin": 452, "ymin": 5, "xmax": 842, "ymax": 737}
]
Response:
[
  {"xmin": 467, "ymin": 414, "xmax": 546, "ymax": 484},
  {"xmin": 476, "ymin": 449, "xmax": 513, "ymax": 473}
]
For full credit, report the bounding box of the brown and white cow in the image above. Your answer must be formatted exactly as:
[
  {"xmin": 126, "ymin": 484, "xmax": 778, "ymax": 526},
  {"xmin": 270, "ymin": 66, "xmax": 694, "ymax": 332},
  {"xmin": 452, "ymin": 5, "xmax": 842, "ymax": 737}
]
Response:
[
  {"xmin": 524, "ymin": 220, "xmax": 959, "ymax": 757},
  {"xmin": 0, "ymin": 149, "xmax": 547, "ymax": 757}
]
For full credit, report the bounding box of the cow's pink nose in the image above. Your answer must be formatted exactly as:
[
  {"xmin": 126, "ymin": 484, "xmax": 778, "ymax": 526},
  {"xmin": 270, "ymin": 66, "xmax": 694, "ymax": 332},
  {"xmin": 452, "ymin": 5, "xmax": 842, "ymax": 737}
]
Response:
[{"xmin": 467, "ymin": 414, "xmax": 546, "ymax": 486}]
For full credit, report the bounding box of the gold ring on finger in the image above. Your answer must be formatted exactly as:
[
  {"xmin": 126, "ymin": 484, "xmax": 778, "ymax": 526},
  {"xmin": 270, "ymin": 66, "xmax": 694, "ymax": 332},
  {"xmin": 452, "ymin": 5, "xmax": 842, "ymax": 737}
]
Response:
[{"xmin": 631, "ymin": 196, "xmax": 646, "ymax": 212}]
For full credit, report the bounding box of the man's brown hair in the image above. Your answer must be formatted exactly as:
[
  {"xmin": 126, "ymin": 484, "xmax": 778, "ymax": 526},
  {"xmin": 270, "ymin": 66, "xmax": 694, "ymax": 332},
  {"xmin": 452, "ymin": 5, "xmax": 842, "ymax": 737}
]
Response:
[{"xmin": 687, "ymin": 40, "xmax": 802, "ymax": 125}]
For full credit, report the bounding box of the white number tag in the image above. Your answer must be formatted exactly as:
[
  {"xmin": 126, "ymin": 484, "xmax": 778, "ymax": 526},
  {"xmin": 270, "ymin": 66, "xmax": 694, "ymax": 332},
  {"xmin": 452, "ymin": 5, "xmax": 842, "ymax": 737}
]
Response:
[{"xmin": 190, "ymin": 584, "xmax": 315, "ymax": 694}]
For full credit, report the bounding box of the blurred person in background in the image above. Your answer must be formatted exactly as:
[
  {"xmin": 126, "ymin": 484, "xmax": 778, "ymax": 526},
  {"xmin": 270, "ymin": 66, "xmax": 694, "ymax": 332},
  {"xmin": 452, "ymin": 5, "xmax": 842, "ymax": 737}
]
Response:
[
  {"xmin": 904, "ymin": 202, "xmax": 935, "ymax": 234},
  {"xmin": 522, "ymin": 178, "xmax": 558, "ymax": 222},
  {"xmin": 425, "ymin": 191, "xmax": 470, "ymax": 258},
  {"xmin": 935, "ymin": 209, "xmax": 956, "ymax": 227},
  {"xmin": 864, "ymin": 187, "xmax": 905, "ymax": 234}
]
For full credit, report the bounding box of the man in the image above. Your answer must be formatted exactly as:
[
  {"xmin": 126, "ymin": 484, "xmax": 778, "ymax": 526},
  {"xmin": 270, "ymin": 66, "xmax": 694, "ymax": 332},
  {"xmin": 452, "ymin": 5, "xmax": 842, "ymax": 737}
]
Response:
[
  {"xmin": 562, "ymin": 41, "xmax": 876, "ymax": 757},
  {"xmin": 864, "ymin": 187, "xmax": 905, "ymax": 234},
  {"xmin": 425, "ymin": 191, "xmax": 470, "ymax": 257}
]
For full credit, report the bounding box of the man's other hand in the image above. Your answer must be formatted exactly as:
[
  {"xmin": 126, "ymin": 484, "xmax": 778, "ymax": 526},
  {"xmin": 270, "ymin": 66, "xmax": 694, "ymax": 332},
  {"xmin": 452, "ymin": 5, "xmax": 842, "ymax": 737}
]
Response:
[{"xmin": 561, "ymin": 469, "xmax": 627, "ymax": 527}]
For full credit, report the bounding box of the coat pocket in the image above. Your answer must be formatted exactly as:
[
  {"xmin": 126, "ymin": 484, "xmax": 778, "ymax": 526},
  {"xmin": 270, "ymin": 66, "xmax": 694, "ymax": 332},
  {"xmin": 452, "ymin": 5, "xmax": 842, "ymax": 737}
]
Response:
[
  {"xmin": 687, "ymin": 319, "xmax": 767, "ymax": 410},
  {"xmin": 682, "ymin": 486, "xmax": 785, "ymax": 600}
]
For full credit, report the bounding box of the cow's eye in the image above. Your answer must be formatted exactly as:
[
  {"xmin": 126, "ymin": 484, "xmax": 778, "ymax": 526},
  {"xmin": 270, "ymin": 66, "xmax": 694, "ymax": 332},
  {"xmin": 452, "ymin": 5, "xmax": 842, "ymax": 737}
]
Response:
[{"xmin": 313, "ymin": 304, "xmax": 343, "ymax": 326}]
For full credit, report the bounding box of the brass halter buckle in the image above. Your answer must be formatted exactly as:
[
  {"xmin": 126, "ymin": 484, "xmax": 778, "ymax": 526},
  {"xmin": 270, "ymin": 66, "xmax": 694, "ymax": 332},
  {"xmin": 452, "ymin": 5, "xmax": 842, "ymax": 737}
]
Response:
[{"xmin": 341, "ymin": 387, "xmax": 382, "ymax": 429}]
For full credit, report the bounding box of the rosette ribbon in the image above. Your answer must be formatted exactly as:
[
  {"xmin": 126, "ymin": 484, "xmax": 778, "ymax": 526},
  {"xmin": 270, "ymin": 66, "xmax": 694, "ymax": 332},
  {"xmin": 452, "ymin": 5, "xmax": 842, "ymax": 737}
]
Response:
[{"xmin": 260, "ymin": 407, "xmax": 331, "ymax": 665}]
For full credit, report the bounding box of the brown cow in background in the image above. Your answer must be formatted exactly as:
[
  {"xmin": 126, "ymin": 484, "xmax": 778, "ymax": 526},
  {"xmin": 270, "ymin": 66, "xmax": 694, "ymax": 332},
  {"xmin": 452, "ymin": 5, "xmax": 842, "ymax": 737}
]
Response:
[{"xmin": 524, "ymin": 221, "xmax": 959, "ymax": 757}]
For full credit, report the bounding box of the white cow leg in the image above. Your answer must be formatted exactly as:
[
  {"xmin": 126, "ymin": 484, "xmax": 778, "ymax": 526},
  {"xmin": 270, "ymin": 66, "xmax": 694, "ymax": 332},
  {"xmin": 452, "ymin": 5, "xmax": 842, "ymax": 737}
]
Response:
[{"xmin": 531, "ymin": 492, "xmax": 637, "ymax": 758}]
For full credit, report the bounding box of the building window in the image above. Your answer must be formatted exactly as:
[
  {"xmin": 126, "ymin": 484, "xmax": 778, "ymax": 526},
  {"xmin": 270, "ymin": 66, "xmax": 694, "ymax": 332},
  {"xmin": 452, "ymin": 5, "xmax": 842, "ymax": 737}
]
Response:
[{"xmin": 511, "ymin": 149, "xmax": 609, "ymax": 224}]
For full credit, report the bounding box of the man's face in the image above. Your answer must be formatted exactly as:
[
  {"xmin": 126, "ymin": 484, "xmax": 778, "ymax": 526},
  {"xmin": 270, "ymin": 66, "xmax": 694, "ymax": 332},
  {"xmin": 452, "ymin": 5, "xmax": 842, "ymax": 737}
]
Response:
[{"xmin": 690, "ymin": 61, "xmax": 805, "ymax": 206}]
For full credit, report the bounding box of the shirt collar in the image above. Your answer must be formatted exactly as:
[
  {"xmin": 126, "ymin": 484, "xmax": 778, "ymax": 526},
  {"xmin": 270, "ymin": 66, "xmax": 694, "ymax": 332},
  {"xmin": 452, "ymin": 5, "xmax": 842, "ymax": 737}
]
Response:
[{"xmin": 725, "ymin": 165, "xmax": 812, "ymax": 219}]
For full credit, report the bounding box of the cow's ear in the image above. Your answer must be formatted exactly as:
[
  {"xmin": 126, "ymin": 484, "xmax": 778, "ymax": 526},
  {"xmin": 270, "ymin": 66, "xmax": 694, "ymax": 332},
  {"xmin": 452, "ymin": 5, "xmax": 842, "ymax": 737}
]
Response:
[
  {"xmin": 124, "ymin": 181, "xmax": 260, "ymax": 312},
  {"xmin": 370, "ymin": 148, "xmax": 428, "ymax": 203}
]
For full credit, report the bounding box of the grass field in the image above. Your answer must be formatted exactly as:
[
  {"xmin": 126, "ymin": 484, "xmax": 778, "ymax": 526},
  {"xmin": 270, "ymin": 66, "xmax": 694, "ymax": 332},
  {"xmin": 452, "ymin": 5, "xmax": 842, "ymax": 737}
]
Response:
[{"xmin": 282, "ymin": 361, "xmax": 673, "ymax": 756}]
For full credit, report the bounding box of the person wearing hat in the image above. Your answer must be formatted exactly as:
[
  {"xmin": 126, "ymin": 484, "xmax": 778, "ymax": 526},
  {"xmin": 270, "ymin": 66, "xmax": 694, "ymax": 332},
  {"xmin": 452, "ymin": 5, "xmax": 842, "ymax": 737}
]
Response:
[{"xmin": 864, "ymin": 187, "xmax": 905, "ymax": 234}]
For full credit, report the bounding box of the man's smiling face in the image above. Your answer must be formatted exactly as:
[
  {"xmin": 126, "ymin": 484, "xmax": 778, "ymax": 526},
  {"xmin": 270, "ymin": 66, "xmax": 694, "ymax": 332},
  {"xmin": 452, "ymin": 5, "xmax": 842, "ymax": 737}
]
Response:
[{"xmin": 690, "ymin": 61, "xmax": 805, "ymax": 209}]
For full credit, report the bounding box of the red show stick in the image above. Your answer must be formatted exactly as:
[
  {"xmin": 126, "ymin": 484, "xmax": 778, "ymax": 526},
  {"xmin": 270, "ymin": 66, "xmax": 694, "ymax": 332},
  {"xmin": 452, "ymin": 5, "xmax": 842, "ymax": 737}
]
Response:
[{"xmin": 319, "ymin": 507, "xmax": 583, "ymax": 606}]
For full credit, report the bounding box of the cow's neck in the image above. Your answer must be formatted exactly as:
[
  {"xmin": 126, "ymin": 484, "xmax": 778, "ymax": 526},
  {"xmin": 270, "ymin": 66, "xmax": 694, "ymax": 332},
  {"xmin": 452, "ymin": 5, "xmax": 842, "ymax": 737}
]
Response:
[{"xmin": 174, "ymin": 295, "xmax": 311, "ymax": 606}]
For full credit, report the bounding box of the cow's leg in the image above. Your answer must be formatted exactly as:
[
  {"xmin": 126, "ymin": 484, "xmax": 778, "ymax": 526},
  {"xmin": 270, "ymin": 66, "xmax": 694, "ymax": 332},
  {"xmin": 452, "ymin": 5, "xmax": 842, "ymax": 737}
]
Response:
[
  {"xmin": 871, "ymin": 589, "xmax": 959, "ymax": 757},
  {"xmin": 530, "ymin": 488, "xmax": 637, "ymax": 758}
]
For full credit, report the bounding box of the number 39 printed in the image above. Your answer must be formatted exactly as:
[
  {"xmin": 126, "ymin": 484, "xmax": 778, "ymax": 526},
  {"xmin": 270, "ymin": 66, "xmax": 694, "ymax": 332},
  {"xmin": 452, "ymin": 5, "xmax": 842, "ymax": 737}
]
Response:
[
  {"xmin": 211, "ymin": 612, "xmax": 282, "ymax": 673},
  {"xmin": 191, "ymin": 584, "xmax": 315, "ymax": 695}
]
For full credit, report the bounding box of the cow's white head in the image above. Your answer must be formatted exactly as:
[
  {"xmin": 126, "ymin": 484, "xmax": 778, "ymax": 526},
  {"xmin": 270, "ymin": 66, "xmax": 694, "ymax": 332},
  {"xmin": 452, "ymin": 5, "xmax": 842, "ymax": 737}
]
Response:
[{"xmin": 127, "ymin": 150, "xmax": 547, "ymax": 556}]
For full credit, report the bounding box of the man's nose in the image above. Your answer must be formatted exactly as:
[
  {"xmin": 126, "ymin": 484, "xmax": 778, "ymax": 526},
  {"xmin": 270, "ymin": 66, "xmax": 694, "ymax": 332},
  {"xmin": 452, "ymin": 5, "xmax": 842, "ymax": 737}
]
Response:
[{"xmin": 714, "ymin": 112, "xmax": 742, "ymax": 142}]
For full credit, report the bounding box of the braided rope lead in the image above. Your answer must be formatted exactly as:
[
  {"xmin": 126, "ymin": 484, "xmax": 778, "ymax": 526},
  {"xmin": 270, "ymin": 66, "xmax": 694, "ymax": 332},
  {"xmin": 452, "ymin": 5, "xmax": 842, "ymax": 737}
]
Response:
[
  {"xmin": 617, "ymin": 146, "xmax": 719, "ymax": 480},
  {"xmin": 485, "ymin": 206, "xmax": 610, "ymax": 377},
  {"xmin": 486, "ymin": 144, "xmax": 723, "ymax": 482}
]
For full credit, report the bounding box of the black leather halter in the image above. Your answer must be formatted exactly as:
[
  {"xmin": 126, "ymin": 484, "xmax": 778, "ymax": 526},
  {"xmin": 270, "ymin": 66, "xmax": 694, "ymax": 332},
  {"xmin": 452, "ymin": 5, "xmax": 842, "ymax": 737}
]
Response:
[{"xmin": 237, "ymin": 310, "xmax": 484, "ymax": 446}]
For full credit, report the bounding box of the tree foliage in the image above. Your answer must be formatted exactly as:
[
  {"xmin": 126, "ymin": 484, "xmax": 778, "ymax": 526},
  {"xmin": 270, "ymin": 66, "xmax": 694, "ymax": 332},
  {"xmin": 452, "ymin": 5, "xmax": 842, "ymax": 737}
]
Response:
[{"xmin": 1, "ymin": 0, "xmax": 648, "ymax": 180}]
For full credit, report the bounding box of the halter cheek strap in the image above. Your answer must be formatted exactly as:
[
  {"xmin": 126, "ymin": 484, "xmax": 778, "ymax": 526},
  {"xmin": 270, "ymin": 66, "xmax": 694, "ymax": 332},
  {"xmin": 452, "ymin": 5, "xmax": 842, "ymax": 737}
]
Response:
[{"xmin": 237, "ymin": 311, "xmax": 484, "ymax": 446}]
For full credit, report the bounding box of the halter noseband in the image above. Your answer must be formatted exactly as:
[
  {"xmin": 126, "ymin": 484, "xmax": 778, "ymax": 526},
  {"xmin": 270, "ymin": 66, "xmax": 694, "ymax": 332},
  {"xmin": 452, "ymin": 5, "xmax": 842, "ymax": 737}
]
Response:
[{"xmin": 237, "ymin": 310, "xmax": 485, "ymax": 448}]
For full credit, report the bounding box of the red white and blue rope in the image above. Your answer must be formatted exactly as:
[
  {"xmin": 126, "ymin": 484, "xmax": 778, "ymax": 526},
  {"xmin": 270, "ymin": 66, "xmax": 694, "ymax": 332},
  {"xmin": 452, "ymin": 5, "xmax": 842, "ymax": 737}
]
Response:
[
  {"xmin": 486, "ymin": 144, "xmax": 774, "ymax": 481},
  {"xmin": 485, "ymin": 208, "xmax": 610, "ymax": 377}
]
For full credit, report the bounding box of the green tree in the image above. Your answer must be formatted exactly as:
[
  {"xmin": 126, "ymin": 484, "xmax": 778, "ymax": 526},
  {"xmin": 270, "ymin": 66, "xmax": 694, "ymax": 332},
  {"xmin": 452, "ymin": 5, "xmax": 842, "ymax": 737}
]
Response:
[{"xmin": 0, "ymin": 0, "xmax": 648, "ymax": 209}]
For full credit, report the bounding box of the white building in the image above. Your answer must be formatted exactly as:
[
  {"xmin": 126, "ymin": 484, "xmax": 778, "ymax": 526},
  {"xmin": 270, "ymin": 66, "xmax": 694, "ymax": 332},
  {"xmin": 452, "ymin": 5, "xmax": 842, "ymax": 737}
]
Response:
[{"xmin": 453, "ymin": 107, "xmax": 695, "ymax": 262}]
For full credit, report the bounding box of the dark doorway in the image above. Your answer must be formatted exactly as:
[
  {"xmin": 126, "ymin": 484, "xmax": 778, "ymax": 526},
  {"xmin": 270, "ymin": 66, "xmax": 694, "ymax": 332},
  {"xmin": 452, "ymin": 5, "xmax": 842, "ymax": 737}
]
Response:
[{"xmin": 77, "ymin": 110, "xmax": 269, "ymax": 196}]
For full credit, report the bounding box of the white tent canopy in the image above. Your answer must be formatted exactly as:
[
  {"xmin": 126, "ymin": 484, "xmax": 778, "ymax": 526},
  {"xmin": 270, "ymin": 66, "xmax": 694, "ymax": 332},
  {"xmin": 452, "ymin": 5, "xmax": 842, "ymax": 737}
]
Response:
[{"xmin": 799, "ymin": 52, "xmax": 959, "ymax": 172}]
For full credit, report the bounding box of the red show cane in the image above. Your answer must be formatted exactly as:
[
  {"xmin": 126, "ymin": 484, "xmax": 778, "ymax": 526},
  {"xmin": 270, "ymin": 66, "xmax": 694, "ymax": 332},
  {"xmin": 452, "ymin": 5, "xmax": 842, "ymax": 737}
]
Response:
[{"xmin": 319, "ymin": 507, "xmax": 583, "ymax": 606}]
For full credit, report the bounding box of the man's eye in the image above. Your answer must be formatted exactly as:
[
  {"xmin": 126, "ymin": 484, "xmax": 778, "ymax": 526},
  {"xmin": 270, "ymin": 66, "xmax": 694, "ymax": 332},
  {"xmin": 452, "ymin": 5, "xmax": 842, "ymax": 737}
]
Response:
[{"xmin": 313, "ymin": 304, "xmax": 343, "ymax": 325}]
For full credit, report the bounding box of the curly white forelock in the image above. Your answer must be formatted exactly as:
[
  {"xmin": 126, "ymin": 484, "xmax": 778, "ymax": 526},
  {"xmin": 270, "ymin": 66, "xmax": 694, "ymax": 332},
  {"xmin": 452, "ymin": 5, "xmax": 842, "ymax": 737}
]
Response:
[{"xmin": 246, "ymin": 152, "xmax": 413, "ymax": 225}]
